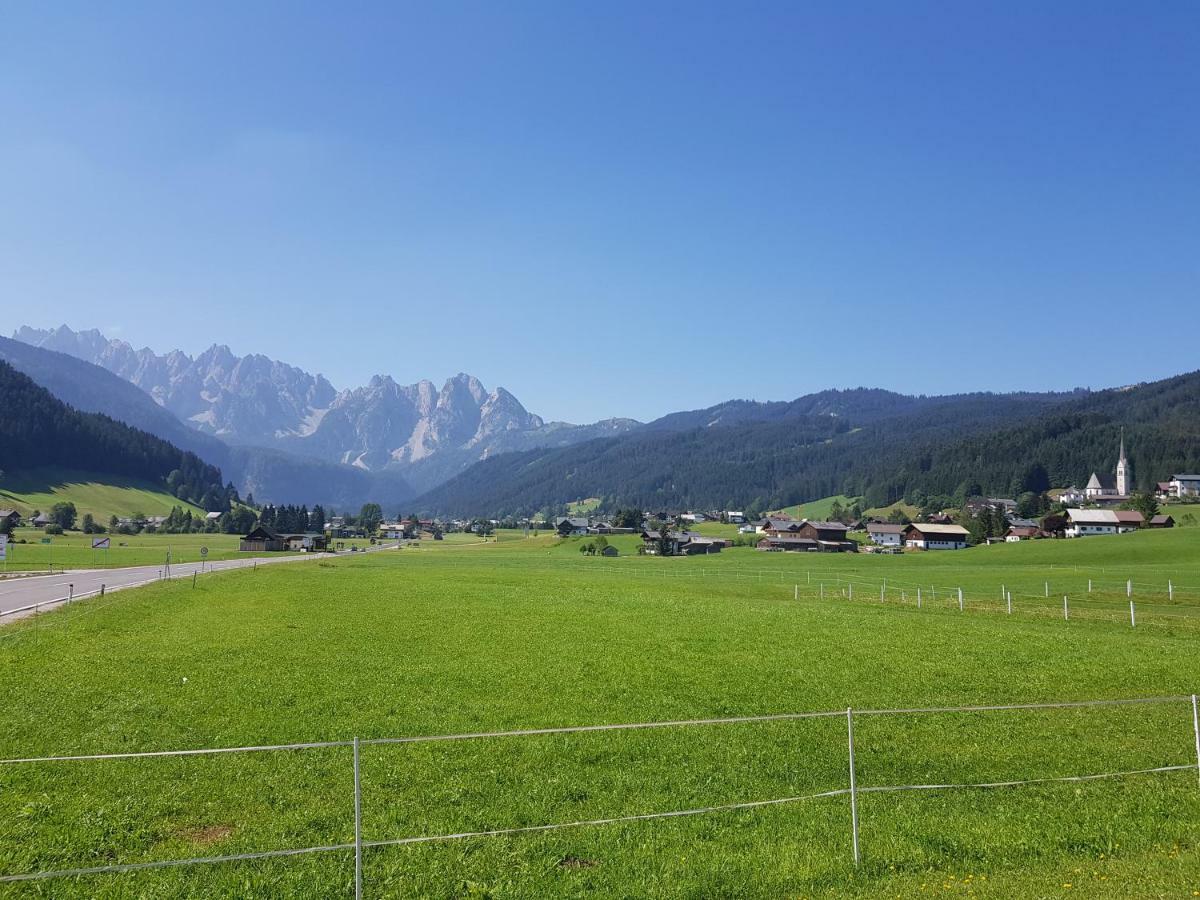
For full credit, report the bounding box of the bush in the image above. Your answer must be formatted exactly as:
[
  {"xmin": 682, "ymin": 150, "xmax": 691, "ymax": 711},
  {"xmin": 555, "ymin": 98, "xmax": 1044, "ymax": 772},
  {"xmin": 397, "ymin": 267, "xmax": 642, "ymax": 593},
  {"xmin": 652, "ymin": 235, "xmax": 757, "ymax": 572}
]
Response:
[{"xmin": 44, "ymin": 524, "xmax": 64, "ymax": 535}]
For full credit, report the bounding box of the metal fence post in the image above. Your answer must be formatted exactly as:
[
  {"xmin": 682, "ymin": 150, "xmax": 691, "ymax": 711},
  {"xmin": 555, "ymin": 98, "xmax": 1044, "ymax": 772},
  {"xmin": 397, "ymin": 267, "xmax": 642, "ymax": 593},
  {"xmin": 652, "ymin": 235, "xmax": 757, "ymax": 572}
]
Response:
[
  {"xmin": 354, "ymin": 736, "xmax": 363, "ymax": 899},
  {"xmin": 846, "ymin": 707, "xmax": 860, "ymax": 867}
]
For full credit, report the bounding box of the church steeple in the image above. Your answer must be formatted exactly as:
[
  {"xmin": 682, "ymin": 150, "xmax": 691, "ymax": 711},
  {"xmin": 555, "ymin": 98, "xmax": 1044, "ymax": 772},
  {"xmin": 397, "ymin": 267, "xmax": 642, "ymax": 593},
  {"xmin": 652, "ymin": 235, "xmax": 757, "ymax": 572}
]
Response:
[{"xmin": 1116, "ymin": 428, "xmax": 1131, "ymax": 496}]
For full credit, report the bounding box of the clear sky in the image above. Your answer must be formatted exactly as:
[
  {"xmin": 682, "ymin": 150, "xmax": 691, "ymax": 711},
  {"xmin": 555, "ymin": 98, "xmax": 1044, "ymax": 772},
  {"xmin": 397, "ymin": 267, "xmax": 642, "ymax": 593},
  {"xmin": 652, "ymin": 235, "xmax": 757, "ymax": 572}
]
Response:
[{"xmin": 2, "ymin": 2, "xmax": 1197, "ymax": 423}]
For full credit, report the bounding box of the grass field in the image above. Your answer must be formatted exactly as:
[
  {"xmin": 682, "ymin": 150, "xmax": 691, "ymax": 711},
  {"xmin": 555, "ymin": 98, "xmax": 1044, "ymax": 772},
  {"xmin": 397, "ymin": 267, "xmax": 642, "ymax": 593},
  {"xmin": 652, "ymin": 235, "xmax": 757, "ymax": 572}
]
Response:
[
  {"xmin": 0, "ymin": 467, "xmax": 204, "ymax": 522},
  {"xmin": 0, "ymin": 529, "xmax": 318, "ymax": 571},
  {"xmin": 1, "ymin": 530, "xmax": 1199, "ymax": 896},
  {"xmin": 768, "ymin": 494, "xmax": 921, "ymax": 522}
]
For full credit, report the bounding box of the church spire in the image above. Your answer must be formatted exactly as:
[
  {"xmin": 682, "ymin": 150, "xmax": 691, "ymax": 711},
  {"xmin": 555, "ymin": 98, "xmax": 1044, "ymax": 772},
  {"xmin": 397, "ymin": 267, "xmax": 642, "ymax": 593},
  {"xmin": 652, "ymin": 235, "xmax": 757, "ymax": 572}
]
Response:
[{"xmin": 1116, "ymin": 427, "xmax": 1131, "ymax": 496}]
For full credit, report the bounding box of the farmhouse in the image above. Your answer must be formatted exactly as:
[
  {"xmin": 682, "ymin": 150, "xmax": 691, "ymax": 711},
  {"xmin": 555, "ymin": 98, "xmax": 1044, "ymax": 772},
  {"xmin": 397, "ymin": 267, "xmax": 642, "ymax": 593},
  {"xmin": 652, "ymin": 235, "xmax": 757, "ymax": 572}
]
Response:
[
  {"xmin": 0, "ymin": 509, "xmax": 21, "ymax": 529},
  {"xmin": 903, "ymin": 523, "xmax": 970, "ymax": 550},
  {"xmin": 866, "ymin": 523, "xmax": 904, "ymax": 547},
  {"xmin": 1005, "ymin": 526, "xmax": 1040, "ymax": 542},
  {"xmin": 555, "ymin": 517, "xmax": 589, "ymax": 536},
  {"xmin": 1149, "ymin": 514, "xmax": 1175, "ymax": 528},
  {"xmin": 240, "ymin": 525, "xmax": 285, "ymax": 552},
  {"xmin": 1063, "ymin": 509, "xmax": 1142, "ymax": 537},
  {"xmin": 640, "ymin": 530, "xmax": 723, "ymax": 555},
  {"xmin": 759, "ymin": 520, "xmax": 856, "ymax": 552}
]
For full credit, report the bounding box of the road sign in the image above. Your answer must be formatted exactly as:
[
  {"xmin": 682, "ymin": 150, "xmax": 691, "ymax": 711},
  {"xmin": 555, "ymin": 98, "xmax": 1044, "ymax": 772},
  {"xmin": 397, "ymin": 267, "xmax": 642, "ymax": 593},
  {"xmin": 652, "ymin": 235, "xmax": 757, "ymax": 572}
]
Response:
[
  {"xmin": 91, "ymin": 537, "xmax": 111, "ymax": 550},
  {"xmin": 200, "ymin": 546, "xmax": 209, "ymax": 557},
  {"xmin": 0, "ymin": 534, "xmax": 7, "ymax": 561}
]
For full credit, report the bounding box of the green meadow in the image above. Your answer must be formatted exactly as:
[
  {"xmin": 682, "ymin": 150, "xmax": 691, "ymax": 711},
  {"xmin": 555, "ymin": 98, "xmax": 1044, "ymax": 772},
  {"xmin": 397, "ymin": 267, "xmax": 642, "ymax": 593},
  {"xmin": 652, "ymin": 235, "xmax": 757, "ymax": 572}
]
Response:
[
  {"xmin": 1, "ymin": 530, "xmax": 1199, "ymax": 897},
  {"xmin": 0, "ymin": 530, "xmax": 303, "ymax": 571},
  {"xmin": 0, "ymin": 467, "xmax": 205, "ymax": 522}
]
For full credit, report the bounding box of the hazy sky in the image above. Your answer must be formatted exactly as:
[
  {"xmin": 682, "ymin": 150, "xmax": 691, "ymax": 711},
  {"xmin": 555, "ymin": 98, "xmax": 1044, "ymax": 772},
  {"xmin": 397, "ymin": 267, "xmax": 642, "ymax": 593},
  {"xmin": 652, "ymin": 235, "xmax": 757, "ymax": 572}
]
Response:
[{"xmin": 3, "ymin": 2, "xmax": 1197, "ymax": 423}]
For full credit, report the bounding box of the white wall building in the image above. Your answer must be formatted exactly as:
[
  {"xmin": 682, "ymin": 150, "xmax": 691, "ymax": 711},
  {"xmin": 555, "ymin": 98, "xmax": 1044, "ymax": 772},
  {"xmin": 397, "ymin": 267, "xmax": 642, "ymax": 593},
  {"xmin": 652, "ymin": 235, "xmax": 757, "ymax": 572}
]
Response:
[
  {"xmin": 1168, "ymin": 474, "xmax": 1200, "ymax": 498},
  {"xmin": 903, "ymin": 523, "xmax": 970, "ymax": 550},
  {"xmin": 867, "ymin": 523, "xmax": 904, "ymax": 547}
]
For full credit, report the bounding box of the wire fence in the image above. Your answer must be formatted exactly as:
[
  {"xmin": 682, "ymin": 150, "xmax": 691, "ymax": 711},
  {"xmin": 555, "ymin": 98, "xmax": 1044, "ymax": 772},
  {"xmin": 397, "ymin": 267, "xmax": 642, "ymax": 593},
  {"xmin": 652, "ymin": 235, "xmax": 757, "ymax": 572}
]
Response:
[{"xmin": 2, "ymin": 695, "xmax": 1198, "ymax": 894}]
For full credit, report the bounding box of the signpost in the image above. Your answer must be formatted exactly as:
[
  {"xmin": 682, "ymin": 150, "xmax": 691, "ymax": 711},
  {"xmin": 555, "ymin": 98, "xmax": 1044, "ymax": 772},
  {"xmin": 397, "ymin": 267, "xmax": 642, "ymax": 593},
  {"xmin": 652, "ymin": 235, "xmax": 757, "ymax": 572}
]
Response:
[
  {"xmin": 0, "ymin": 533, "xmax": 7, "ymax": 573},
  {"xmin": 200, "ymin": 545, "xmax": 208, "ymax": 573},
  {"xmin": 91, "ymin": 536, "xmax": 110, "ymax": 568}
]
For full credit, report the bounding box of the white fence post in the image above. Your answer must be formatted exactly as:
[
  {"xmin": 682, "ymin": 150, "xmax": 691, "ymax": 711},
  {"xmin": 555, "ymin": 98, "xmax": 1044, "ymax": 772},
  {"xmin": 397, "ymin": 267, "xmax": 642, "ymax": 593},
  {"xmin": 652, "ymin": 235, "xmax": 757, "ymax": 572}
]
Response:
[
  {"xmin": 1088, "ymin": 579, "xmax": 1092, "ymax": 593},
  {"xmin": 1044, "ymin": 581, "xmax": 1049, "ymax": 598},
  {"xmin": 1192, "ymin": 695, "xmax": 1200, "ymax": 788},
  {"xmin": 880, "ymin": 584, "xmax": 885, "ymax": 602},
  {"xmin": 1007, "ymin": 592, "xmax": 1012, "ymax": 615},
  {"xmin": 846, "ymin": 708, "xmax": 860, "ymax": 867},
  {"xmin": 958, "ymin": 588, "xmax": 963, "ymax": 612},
  {"xmin": 794, "ymin": 585, "xmax": 798, "ymax": 601},
  {"xmin": 1127, "ymin": 579, "xmax": 1132, "ymax": 598},
  {"xmin": 849, "ymin": 584, "xmax": 853, "ymax": 601},
  {"xmin": 1063, "ymin": 595, "xmax": 1069, "ymax": 620},
  {"xmin": 1130, "ymin": 600, "xmax": 1136, "ymax": 628},
  {"xmin": 354, "ymin": 736, "xmax": 363, "ymax": 900},
  {"xmin": 1169, "ymin": 580, "xmax": 1174, "ymax": 602},
  {"xmin": 917, "ymin": 588, "xmax": 922, "ymax": 608},
  {"xmin": 820, "ymin": 583, "xmax": 824, "ymax": 600}
]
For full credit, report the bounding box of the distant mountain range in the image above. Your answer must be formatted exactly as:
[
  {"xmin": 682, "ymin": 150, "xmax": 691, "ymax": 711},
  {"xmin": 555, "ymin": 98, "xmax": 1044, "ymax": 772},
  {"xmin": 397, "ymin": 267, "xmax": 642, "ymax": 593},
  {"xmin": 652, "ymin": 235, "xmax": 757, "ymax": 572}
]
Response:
[
  {"xmin": 8, "ymin": 325, "xmax": 638, "ymax": 502},
  {"xmin": 411, "ymin": 375, "xmax": 1200, "ymax": 518},
  {"xmin": 9, "ymin": 325, "xmax": 1198, "ymax": 518}
]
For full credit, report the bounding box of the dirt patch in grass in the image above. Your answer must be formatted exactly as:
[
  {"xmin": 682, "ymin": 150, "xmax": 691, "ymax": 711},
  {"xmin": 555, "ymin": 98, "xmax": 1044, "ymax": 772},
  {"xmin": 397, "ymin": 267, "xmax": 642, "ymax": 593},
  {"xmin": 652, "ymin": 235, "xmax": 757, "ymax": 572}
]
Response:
[
  {"xmin": 178, "ymin": 824, "xmax": 234, "ymax": 845},
  {"xmin": 558, "ymin": 855, "xmax": 598, "ymax": 869}
]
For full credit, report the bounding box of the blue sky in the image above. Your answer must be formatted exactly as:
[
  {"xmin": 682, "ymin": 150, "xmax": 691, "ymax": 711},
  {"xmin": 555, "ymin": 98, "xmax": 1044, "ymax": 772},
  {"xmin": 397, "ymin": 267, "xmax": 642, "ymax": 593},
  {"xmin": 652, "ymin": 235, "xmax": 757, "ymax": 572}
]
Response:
[{"xmin": 2, "ymin": 2, "xmax": 1197, "ymax": 423}]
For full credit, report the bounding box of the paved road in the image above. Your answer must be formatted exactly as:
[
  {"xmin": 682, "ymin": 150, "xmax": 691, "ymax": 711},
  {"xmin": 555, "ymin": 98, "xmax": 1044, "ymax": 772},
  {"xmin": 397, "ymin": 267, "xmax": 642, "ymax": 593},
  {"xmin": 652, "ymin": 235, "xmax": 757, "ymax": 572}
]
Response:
[{"xmin": 0, "ymin": 545, "xmax": 396, "ymax": 622}]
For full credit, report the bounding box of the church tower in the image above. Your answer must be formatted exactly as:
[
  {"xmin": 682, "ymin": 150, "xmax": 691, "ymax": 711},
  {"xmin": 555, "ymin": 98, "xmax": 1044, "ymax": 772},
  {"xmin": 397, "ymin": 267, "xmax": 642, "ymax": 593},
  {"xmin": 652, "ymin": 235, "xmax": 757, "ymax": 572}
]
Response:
[{"xmin": 1116, "ymin": 429, "xmax": 1132, "ymax": 496}]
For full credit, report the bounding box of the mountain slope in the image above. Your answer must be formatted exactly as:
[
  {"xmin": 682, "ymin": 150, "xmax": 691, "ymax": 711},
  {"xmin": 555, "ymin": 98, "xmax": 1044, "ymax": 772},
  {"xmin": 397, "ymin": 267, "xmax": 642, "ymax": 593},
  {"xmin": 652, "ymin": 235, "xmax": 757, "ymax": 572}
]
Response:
[
  {"xmin": 13, "ymin": 325, "xmax": 640, "ymax": 491},
  {"xmin": 410, "ymin": 374, "xmax": 1198, "ymax": 517},
  {"xmin": 0, "ymin": 360, "xmax": 227, "ymax": 509},
  {"xmin": 1, "ymin": 337, "xmax": 413, "ymax": 508}
]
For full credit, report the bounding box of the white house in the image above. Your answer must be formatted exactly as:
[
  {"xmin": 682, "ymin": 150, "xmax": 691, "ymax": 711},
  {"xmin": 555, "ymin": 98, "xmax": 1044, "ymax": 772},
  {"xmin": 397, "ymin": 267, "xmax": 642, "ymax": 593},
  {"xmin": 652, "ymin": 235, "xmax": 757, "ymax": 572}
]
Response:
[
  {"xmin": 680, "ymin": 512, "xmax": 708, "ymax": 523},
  {"xmin": 726, "ymin": 511, "xmax": 746, "ymax": 524},
  {"xmin": 866, "ymin": 523, "xmax": 904, "ymax": 547},
  {"xmin": 903, "ymin": 523, "xmax": 970, "ymax": 550},
  {"xmin": 1058, "ymin": 486, "xmax": 1087, "ymax": 505},
  {"xmin": 555, "ymin": 517, "xmax": 590, "ymax": 536},
  {"xmin": 1065, "ymin": 508, "xmax": 1133, "ymax": 537},
  {"xmin": 1167, "ymin": 474, "xmax": 1200, "ymax": 498}
]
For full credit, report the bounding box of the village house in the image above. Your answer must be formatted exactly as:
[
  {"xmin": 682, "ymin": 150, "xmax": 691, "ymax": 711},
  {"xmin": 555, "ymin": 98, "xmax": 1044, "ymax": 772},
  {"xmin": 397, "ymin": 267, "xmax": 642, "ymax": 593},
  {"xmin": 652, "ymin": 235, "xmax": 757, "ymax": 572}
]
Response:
[
  {"xmin": 903, "ymin": 523, "xmax": 970, "ymax": 550},
  {"xmin": 726, "ymin": 511, "xmax": 746, "ymax": 524},
  {"xmin": 555, "ymin": 517, "xmax": 590, "ymax": 536},
  {"xmin": 1166, "ymin": 474, "xmax": 1200, "ymax": 498},
  {"xmin": 758, "ymin": 520, "xmax": 856, "ymax": 552},
  {"xmin": 640, "ymin": 529, "xmax": 723, "ymax": 555},
  {"xmin": 1005, "ymin": 526, "xmax": 1040, "ymax": 542},
  {"xmin": 1148, "ymin": 514, "xmax": 1175, "ymax": 528},
  {"xmin": 240, "ymin": 526, "xmax": 329, "ymax": 552},
  {"xmin": 1064, "ymin": 508, "xmax": 1141, "ymax": 537},
  {"xmin": 0, "ymin": 509, "xmax": 22, "ymax": 529},
  {"xmin": 240, "ymin": 525, "xmax": 285, "ymax": 552},
  {"xmin": 1058, "ymin": 486, "xmax": 1088, "ymax": 506},
  {"xmin": 866, "ymin": 523, "xmax": 904, "ymax": 547}
]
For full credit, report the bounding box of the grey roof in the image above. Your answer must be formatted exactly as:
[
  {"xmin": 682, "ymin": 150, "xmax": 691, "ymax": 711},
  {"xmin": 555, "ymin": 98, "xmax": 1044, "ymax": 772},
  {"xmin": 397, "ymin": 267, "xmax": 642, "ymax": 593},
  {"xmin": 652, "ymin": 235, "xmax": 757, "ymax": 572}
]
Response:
[
  {"xmin": 867, "ymin": 523, "xmax": 905, "ymax": 534},
  {"xmin": 1171, "ymin": 474, "xmax": 1200, "ymax": 480},
  {"xmin": 804, "ymin": 520, "xmax": 850, "ymax": 531},
  {"xmin": 905, "ymin": 523, "xmax": 970, "ymax": 536},
  {"xmin": 1067, "ymin": 509, "xmax": 1119, "ymax": 525}
]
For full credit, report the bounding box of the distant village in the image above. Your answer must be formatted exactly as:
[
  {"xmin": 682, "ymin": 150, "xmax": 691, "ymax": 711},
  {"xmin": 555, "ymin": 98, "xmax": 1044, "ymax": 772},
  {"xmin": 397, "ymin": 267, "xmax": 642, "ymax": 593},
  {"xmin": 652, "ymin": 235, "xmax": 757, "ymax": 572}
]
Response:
[{"xmin": 2, "ymin": 437, "xmax": 1195, "ymax": 557}]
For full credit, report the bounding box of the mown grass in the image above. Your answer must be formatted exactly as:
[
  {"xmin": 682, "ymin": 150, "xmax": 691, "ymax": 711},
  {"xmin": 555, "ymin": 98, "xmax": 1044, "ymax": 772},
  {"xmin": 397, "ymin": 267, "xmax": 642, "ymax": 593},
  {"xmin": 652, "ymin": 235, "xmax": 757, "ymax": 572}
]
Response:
[
  {"xmin": 1, "ymin": 530, "xmax": 1199, "ymax": 897},
  {"xmin": 0, "ymin": 467, "xmax": 205, "ymax": 521},
  {"xmin": 0, "ymin": 530, "xmax": 307, "ymax": 571}
]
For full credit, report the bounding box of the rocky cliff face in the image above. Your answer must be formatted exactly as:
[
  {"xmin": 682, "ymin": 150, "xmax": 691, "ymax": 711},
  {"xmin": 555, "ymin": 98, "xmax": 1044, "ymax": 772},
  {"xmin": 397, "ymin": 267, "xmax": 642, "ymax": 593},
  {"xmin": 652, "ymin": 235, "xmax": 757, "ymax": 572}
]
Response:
[{"xmin": 13, "ymin": 325, "xmax": 639, "ymax": 492}]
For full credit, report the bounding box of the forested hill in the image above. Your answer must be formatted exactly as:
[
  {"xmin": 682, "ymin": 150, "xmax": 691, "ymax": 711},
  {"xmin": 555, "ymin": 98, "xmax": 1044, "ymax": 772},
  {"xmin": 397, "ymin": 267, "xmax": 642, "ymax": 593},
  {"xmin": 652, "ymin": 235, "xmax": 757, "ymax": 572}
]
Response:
[
  {"xmin": 411, "ymin": 373, "xmax": 1200, "ymax": 518},
  {"xmin": 0, "ymin": 360, "xmax": 231, "ymax": 509}
]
